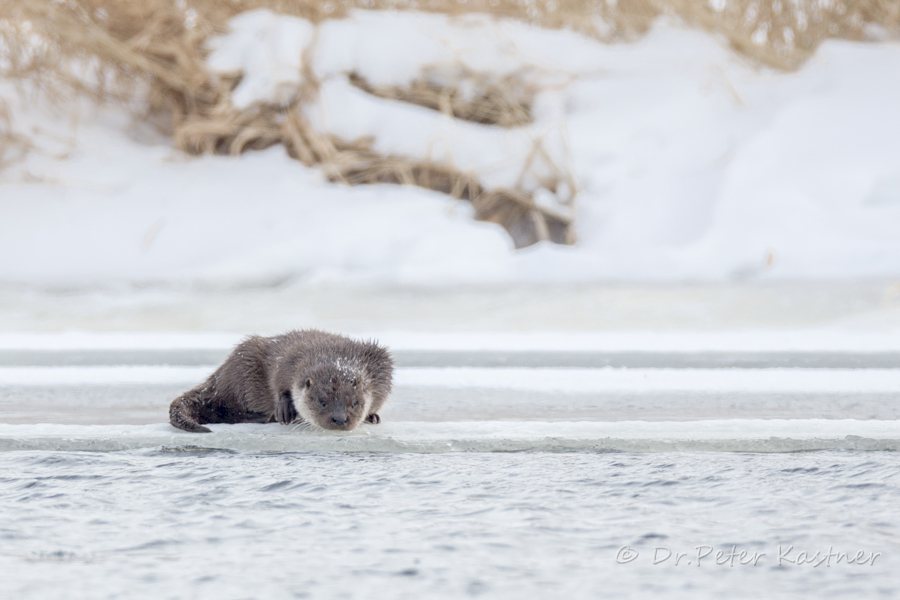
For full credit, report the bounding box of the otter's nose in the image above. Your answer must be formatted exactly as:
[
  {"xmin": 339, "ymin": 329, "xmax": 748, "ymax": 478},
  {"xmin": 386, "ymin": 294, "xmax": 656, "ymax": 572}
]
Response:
[{"xmin": 331, "ymin": 415, "xmax": 349, "ymax": 427}]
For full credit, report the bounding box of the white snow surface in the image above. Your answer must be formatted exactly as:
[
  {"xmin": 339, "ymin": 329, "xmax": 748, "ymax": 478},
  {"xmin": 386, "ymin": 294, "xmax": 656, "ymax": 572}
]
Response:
[
  {"xmin": 2, "ymin": 10, "xmax": 900, "ymax": 286},
  {"xmin": 206, "ymin": 10, "xmax": 315, "ymax": 109}
]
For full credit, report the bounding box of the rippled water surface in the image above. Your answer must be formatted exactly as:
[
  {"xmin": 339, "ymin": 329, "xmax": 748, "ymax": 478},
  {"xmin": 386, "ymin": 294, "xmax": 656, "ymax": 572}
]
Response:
[{"xmin": 1, "ymin": 450, "xmax": 898, "ymax": 599}]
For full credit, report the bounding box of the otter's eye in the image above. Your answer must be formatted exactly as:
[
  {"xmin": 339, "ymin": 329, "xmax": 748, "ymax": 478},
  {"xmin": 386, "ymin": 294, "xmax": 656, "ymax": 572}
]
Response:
[
  {"xmin": 351, "ymin": 378, "xmax": 358, "ymax": 387},
  {"xmin": 305, "ymin": 378, "xmax": 312, "ymax": 389},
  {"xmin": 319, "ymin": 398, "xmax": 327, "ymax": 408}
]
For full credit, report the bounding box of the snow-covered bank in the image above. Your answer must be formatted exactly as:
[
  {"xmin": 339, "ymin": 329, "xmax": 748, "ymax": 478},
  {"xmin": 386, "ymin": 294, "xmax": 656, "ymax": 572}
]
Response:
[{"xmin": 3, "ymin": 11, "xmax": 900, "ymax": 286}]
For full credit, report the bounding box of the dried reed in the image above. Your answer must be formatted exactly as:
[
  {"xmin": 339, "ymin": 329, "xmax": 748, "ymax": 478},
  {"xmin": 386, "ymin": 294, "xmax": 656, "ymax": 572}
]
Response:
[
  {"xmin": 0, "ymin": 99, "xmax": 30, "ymax": 170},
  {"xmin": 349, "ymin": 71, "xmax": 533, "ymax": 127}
]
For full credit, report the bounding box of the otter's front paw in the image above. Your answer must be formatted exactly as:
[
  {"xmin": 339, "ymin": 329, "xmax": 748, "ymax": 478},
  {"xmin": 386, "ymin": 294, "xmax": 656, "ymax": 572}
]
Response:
[
  {"xmin": 276, "ymin": 391, "xmax": 297, "ymax": 424},
  {"xmin": 366, "ymin": 413, "xmax": 381, "ymax": 424}
]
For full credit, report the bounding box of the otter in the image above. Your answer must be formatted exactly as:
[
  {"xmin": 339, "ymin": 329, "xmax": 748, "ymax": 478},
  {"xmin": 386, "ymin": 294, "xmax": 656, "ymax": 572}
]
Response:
[{"xmin": 169, "ymin": 330, "xmax": 393, "ymax": 433}]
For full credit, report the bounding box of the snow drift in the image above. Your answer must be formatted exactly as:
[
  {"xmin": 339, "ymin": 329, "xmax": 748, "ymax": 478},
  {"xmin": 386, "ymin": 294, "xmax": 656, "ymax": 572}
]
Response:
[{"xmin": 2, "ymin": 9, "xmax": 900, "ymax": 286}]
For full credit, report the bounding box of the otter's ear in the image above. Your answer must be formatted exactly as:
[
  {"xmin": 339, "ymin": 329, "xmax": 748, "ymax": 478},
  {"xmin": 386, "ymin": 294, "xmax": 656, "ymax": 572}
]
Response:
[{"xmin": 305, "ymin": 378, "xmax": 312, "ymax": 389}]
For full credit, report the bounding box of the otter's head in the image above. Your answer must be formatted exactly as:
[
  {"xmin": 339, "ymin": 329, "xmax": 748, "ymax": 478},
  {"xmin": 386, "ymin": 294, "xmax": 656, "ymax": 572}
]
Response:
[{"xmin": 290, "ymin": 361, "xmax": 370, "ymax": 431}]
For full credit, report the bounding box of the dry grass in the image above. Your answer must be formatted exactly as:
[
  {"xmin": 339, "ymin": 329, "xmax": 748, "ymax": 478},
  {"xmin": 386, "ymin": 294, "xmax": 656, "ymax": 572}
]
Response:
[
  {"xmin": 665, "ymin": 0, "xmax": 900, "ymax": 69},
  {"xmin": 0, "ymin": 99, "xmax": 30, "ymax": 170},
  {"xmin": 349, "ymin": 71, "xmax": 534, "ymax": 127},
  {"xmin": 1, "ymin": 0, "xmax": 897, "ymax": 247}
]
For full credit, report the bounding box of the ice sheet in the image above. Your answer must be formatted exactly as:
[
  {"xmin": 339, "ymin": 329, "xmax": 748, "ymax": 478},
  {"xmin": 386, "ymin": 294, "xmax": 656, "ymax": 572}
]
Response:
[{"xmin": 0, "ymin": 420, "xmax": 897, "ymax": 453}]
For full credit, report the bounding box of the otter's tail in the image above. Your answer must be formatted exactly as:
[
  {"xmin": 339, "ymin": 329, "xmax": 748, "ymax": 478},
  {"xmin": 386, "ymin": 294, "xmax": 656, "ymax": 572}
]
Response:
[{"xmin": 169, "ymin": 392, "xmax": 212, "ymax": 433}]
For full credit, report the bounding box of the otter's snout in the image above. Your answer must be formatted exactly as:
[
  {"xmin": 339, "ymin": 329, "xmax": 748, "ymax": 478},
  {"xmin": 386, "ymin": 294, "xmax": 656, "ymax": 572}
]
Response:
[{"xmin": 329, "ymin": 405, "xmax": 350, "ymax": 429}]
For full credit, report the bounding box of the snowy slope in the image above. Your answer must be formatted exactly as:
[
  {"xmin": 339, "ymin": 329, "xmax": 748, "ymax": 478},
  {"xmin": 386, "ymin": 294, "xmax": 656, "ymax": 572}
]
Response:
[{"xmin": 2, "ymin": 11, "xmax": 900, "ymax": 286}]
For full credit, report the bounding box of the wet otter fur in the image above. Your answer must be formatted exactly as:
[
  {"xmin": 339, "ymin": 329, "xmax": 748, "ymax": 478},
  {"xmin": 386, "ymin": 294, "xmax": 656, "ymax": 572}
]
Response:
[{"xmin": 169, "ymin": 330, "xmax": 393, "ymax": 433}]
